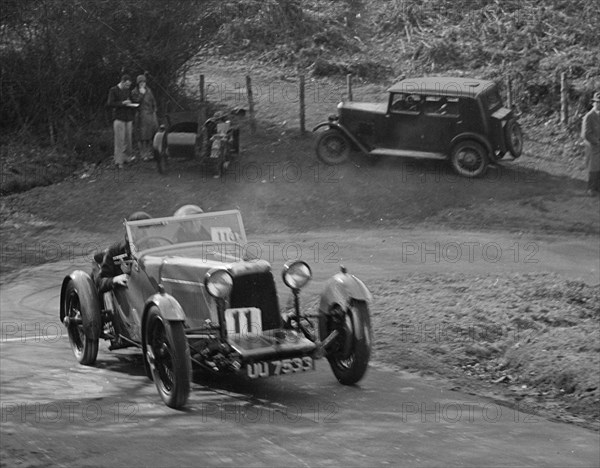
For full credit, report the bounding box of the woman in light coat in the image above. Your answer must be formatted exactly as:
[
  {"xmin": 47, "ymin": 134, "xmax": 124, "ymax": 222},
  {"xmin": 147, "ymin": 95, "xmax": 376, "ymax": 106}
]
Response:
[{"xmin": 132, "ymin": 74, "xmax": 159, "ymax": 161}]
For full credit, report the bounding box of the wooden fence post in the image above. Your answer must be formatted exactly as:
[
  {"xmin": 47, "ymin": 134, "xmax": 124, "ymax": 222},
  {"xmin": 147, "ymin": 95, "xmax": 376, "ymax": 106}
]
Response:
[
  {"xmin": 199, "ymin": 74, "xmax": 205, "ymax": 103},
  {"xmin": 246, "ymin": 75, "xmax": 256, "ymax": 134},
  {"xmin": 560, "ymin": 72, "xmax": 568, "ymax": 125},
  {"xmin": 346, "ymin": 73, "xmax": 353, "ymax": 101},
  {"xmin": 299, "ymin": 74, "xmax": 306, "ymax": 134},
  {"xmin": 506, "ymin": 75, "xmax": 512, "ymax": 109}
]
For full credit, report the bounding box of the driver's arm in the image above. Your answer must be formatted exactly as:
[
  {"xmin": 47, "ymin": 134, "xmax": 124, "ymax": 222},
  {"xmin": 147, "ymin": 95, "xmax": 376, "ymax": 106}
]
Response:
[{"xmin": 96, "ymin": 242, "xmax": 129, "ymax": 293}]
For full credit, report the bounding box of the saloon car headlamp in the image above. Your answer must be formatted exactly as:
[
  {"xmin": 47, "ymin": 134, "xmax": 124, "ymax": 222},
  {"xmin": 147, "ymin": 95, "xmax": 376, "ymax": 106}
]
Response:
[
  {"xmin": 204, "ymin": 269, "xmax": 233, "ymax": 298},
  {"xmin": 282, "ymin": 261, "xmax": 312, "ymax": 290}
]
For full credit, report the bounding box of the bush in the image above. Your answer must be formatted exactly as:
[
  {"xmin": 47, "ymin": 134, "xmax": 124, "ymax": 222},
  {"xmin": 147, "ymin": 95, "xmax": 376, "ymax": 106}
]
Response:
[{"xmin": 0, "ymin": 0, "xmax": 207, "ymax": 145}]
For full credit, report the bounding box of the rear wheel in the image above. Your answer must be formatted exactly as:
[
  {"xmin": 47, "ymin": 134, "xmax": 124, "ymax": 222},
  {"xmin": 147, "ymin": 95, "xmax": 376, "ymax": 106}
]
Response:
[
  {"xmin": 450, "ymin": 140, "xmax": 488, "ymax": 178},
  {"xmin": 504, "ymin": 119, "xmax": 523, "ymax": 158},
  {"xmin": 325, "ymin": 301, "xmax": 372, "ymax": 385},
  {"xmin": 145, "ymin": 307, "xmax": 191, "ymax": 409},
  {"xmin": 65, "ymin": 281, "xmax": 100, "ymax": 366},
  {"xmin": 316, "ymin": 129, "xmax": 351, "ymax": 165}
]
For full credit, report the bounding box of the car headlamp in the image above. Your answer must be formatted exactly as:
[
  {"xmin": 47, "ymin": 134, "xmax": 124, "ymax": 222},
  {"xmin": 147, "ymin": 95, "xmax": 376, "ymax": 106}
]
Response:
[
  {"xmin": 282, "ymin": 261, "xmax": 312, "ymax": 290},
  {"xmin": 204, "ymin": 269, "xmax": 233, "ymax": 298}
]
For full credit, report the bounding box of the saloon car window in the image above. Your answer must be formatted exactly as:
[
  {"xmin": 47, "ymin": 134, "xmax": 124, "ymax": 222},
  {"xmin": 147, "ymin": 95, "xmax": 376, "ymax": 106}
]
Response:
[
  {"xmin": 424, "ymin": 96, "xmax": 459, "ymax": 116},
  {"xmin": 482, "ymin": 89, "xmax": 502, "ymax": 111},
  {"xmin": 390, "ymin": 93, "xmax": 422, "ymax": 113}
]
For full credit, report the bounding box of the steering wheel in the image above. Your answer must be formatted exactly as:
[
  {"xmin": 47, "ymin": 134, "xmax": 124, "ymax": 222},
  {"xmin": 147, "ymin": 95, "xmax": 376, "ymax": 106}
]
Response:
[{"xmin": 135, "ymin": 236, "xmax": 174, "ymax": 250}]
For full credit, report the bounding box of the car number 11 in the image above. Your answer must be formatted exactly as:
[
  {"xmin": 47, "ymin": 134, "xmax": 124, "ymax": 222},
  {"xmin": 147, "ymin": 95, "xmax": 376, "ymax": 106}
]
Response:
[{"xmin": 247, "ymin": 357, "xmax": 315, "ymax": 379}]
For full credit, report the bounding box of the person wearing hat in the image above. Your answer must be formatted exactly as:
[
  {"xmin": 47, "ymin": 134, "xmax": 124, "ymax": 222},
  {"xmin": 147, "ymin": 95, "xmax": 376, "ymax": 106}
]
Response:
[
  {"xmin": 131, "ymin": 74, "xmax": 158, "ymax": 161},
  {"xmin": 107, "ymin": 74, "xmax": 136, "ymax": 169},
  {"xmin": 94, "ymin": 211, "xmax": 153, "ymax": 294},
  {"xmin": 173, "ymin": 204, "xmax": 212, "ymax": 243},
  {"xmin": 581, "ymin": 91, "xmax": 600, "ymax": 195}
]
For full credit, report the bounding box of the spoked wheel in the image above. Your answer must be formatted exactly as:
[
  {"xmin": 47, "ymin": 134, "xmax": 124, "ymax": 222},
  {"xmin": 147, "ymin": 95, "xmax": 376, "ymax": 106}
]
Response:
[
  {"xmin": 325, "ymin": 300, "xmax": 372, "ymax": 385},
  {"xmin": 504, "ymin": 119, "xmax": 523, "ymax": 158},
  {"xmin": 65, "ymin": 281, "xmax": 99, "ymax": 365},
  {"xmin": 316, "ymin": 129, "xmax": 351, "ymax": 165},
  {"xmin": 145, "ymin": 307, "xmax": 191, "ymax": 409},
  {"xmin": 450, "ymin": 140, "xmax": 489, "ymax": 178}
]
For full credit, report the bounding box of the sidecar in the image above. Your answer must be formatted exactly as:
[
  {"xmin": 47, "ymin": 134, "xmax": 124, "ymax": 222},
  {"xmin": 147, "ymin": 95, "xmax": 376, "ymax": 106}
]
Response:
[
  {"xmin": 152, "ymin": 111, "xmax": 241, "ymax": 177},
  {"xmin": 59, "ymin": 209, "xmax": 373, "ymax": 409}
]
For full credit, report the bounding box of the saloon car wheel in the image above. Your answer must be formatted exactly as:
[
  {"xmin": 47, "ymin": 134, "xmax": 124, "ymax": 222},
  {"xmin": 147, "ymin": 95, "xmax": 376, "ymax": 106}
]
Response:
[
  {"xmin": 505, "ymin": 119, "xmax": 523, "ymax": 158},
  {"xmin": 316, "ymin": 130, "xmax": 350, "ymax": 165},
  {"xmin": 145, "ymin": 307, "xmax": 191, "ymax": 409},
  {"xmin": 326, "ymin": 300, "xmax": 372, "ymax": 385},
  {"xmin": 450, "ymin": 140, "xmax": 489, "ymax": 178},
  {"xmin": 65, "ymin": 281, "xmax": 100, "ymax": 366}
]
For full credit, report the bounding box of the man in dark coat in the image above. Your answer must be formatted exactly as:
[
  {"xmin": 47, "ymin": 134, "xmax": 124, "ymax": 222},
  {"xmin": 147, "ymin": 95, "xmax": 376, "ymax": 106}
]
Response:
[
  {"xmin": 94, "ymin": 211, "xmax": 152, "ymax": 294},
  {"xmin": 581, "ymin": 91, "xmax": 600, "ymax": 195},
  {"xmin": 107, "ymin": 74, "xmax": 136, "ymax": 169}
]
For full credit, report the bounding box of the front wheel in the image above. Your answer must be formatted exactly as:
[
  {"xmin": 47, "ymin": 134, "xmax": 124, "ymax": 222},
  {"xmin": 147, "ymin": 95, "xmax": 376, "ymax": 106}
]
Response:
[
  {"xmin": 145, "ymin": 307, "xmax": 191, "ymax": 409},
  {"xmin": 316, "ymin": 129, "xmax": 351, "ymax": 165},
  {"xmin": 325, "ymin": 300, "xmax": 372, "ymax": 385},
  {"xmin": 156, "ymin": 132, "xmax": 168, "ymax": 174},
  {"xmin": 450, "ymin": 140, "xmax": 489, "ymax": 178},
  {"xmin": 65, "ymin": 281, "xmax": 100, "ymax": 366}
]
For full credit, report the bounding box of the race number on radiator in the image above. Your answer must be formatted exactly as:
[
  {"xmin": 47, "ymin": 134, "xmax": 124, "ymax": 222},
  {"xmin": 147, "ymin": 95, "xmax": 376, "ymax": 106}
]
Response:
[{"xmin": 224, "ymin": 307, "xmax": 263, "ymax": 337}]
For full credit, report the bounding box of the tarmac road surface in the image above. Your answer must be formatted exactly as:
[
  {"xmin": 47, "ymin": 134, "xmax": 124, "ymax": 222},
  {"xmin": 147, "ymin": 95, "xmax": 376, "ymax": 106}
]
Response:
[{"xmin": 1, "ymin": 229, "xmax": 599, "ymax": 467}]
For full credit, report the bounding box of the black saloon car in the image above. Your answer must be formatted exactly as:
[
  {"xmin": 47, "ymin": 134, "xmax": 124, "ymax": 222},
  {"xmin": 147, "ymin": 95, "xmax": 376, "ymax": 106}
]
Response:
[{"xmin": 314, "ymin": 77, "xmax": 523, "ymax": 177}]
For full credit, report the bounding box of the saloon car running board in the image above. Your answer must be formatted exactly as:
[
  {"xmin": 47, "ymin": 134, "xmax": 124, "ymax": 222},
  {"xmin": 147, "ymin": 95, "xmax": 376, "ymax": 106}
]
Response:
[{"xmin": 368, "ymin": 148, "xmax": 447, "ymax": 160}]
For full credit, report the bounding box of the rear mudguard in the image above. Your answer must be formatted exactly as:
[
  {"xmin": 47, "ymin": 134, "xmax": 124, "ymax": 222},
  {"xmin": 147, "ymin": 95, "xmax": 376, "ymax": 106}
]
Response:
[
  {"xmin": 59, "ymin": 270, "xmax": 101, "ymax": 340},
  {"xmin": 318, "ymin": 270, "xmax": 372, "ymax": 341},
  {"xmin": 140, "ymin": 292, "xmax": 187, "ymax": 378},
  {"xmin": 312, "ymin": 121, "xmax": 370, "ymax": 154}
]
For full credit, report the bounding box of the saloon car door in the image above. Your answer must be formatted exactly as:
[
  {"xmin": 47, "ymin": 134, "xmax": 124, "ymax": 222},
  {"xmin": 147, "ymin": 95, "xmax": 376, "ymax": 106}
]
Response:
[
  {"xmin": 419, "ymin": 96, "xmax": 460, "ymax": 152},
  {"xmin": 385, "ymin": 93, "xmax": 425, "ymax": 150}
]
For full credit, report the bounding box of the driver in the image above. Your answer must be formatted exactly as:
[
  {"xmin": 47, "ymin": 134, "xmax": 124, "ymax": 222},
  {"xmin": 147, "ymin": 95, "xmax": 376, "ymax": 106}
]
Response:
[
  {"xmin": 94, "ymin": 211, "xmax": 152, "ymax": 293},
  {"xmin": 173, "ymin": 204, "xmax": 211, "ymax": 243}
]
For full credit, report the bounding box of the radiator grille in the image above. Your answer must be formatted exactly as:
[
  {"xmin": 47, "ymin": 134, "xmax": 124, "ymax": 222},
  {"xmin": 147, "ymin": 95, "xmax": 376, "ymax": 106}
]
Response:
[{"xmin": 230, "ymin": 272, "xmax": 282, "ymax": 331}]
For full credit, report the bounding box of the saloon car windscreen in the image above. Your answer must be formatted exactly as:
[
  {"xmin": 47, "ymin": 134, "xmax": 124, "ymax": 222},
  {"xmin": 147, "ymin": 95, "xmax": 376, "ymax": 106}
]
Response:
[{"xmin": 126, "ymin": 210, "xmax": 247, "ymax": 253}]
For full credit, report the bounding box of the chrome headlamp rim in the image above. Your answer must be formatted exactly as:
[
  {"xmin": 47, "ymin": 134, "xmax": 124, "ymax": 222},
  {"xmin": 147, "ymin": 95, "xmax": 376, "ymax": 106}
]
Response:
[
  {"xmin": 204, "ymin": 269, "xmax": 234, "ymax": 298},
  {"xmin": 282, "ymin": 261, "xmax": 312, "ymax": 290}
]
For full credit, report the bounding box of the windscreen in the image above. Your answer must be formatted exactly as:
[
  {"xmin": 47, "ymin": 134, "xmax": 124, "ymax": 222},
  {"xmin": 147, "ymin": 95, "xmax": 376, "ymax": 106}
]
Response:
[{"xmin": 125, "ymin": 210, "xmax": 247, "ymax": 254}]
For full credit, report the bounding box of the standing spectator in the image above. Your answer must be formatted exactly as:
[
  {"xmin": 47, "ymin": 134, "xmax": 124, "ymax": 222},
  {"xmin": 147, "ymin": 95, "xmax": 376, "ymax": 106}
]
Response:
[
  {"xmin": 581, "ymin": 91, "xmax": 600, "ymax": 196},
  {"xmin": 132, "ymin": 74, "xmax": 159, "ymax": 161},
  {"xmin": 107, "ymin": 74, "xmax": 136, "ymax": 169}
]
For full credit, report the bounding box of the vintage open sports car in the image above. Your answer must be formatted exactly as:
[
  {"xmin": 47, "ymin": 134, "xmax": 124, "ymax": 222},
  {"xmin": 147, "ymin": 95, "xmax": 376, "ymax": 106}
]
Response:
[
  {"xmin": 60, "ymin": 210, "xmax": 373, "ymax": 408},
  {"xmin": 314, "ymin": 76, "xmax": 523, "ymax": 177}
]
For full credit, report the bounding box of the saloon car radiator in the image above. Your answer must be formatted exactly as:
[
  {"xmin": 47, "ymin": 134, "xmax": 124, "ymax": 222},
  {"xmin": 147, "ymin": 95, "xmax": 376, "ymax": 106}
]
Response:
[{"xmin": 230, "ymin": 272, "xmax": 282, "ymax": 331}]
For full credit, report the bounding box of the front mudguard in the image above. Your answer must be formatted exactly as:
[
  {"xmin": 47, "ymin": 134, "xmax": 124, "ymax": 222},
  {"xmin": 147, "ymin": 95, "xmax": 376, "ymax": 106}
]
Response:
[
  {"xmin": 59, "ymin": 270, "xmax": 101, "ymax": 341},
  {"xmin": 318, "ymin": 270, "xmax": 372, "ymax": 342},
  {"xmin": 140, "ymin": 292, "xmax": 187, "ymax": 378},
  {"xmin": 312, "ymin": 121, "xmax": 370, "ymax": 154}
]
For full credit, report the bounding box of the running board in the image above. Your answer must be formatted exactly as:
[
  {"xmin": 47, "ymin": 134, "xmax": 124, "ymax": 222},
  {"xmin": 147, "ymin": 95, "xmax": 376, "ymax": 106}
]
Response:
[{"xmin": 368, "ymin": 148, "xmax": 447, "ymax": 160}]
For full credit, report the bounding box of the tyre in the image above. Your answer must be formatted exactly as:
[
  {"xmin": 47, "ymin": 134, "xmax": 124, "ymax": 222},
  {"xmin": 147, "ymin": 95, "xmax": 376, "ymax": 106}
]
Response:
[
  {"xmin": 145, "ymin": 307, "xmax": 191, "ymax": 409},
  {"xmin": 504, "ymin": 119, "xmax": 523, "ymax": 158},
  {"xmin": 64, "ymin": 280, "xmax": 100, "ymax": 366},
  {"xmin": 156, "ymin": 132, "xmax": 168, "ymax": 174},
  {"xmin": 325, "ymin": 300, "xmax": 372, "ymax": 385},
  {"xmin": 316, "ymin": 129, "xmax": 351, "ymax": 165},
  {"xmin": 450, "ymin": 140, "xmax": 489, "ymax": 178}
]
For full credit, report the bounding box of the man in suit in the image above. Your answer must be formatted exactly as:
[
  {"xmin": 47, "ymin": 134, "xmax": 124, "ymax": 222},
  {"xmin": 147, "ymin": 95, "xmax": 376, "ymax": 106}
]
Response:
[{"xmin": 581, "ymin": 91, "xmax": 600, "ymax": 196}]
